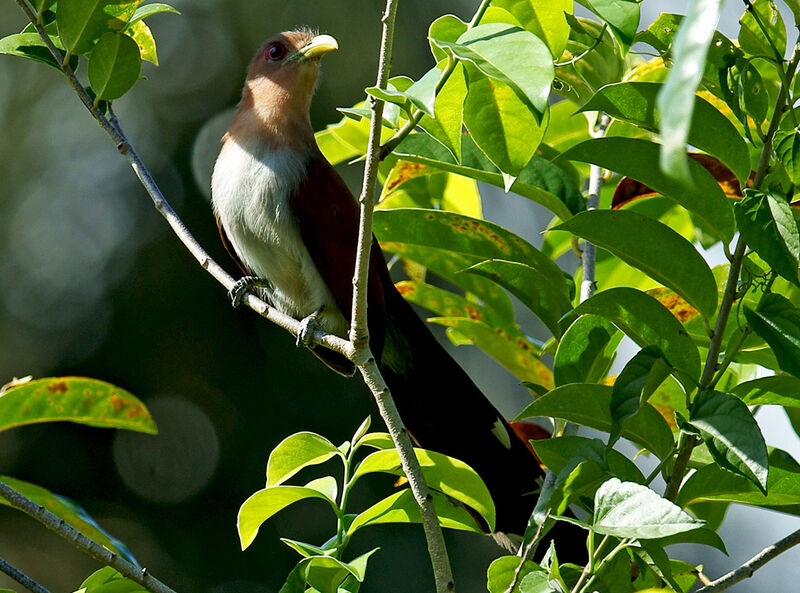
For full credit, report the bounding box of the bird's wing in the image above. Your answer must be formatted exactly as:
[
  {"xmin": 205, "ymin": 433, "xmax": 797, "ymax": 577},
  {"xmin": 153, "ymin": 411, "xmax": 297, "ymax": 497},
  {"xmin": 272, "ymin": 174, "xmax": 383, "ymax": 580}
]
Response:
[
  {"xmin": 215, "ymin": 214, "xmax": 249, "ymax": 275},
  {"xmin": 289, "ymin": 150, "xmax": 388, "ymax": 362}
]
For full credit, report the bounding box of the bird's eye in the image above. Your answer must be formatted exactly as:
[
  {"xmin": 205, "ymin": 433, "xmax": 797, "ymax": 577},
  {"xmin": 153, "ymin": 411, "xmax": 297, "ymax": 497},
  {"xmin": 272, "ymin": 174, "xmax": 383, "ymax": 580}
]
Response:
[{"xmin": 265, "ymin": 42, "xmax": 287, "ymax": 61}]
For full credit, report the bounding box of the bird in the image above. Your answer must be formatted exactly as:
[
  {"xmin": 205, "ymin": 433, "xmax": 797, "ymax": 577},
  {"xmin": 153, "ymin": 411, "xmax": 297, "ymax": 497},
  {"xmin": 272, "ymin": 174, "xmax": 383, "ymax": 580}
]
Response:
[{"xmin": 210, "ymin": 28, "xmax": 573, "ymax": 546}]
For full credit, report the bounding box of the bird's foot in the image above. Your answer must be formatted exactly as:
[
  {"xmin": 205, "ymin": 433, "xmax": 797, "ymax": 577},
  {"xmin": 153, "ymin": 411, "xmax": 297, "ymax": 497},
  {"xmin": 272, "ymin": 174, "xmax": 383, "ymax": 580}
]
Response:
[
  {"xmin": 296, "ymin": 306, "xmax": 325, "ymax": 347},
  {"xmin": 229, "ymin": 276, "xmax": 268, "ymax": 308}
]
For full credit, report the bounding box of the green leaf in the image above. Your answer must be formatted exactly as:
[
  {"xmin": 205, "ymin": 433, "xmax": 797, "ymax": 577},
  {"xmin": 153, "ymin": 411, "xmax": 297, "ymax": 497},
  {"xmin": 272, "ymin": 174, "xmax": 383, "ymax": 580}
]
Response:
[
  {"xmin": 581, "ymin": 82, "xmax": 750, "ymax": 184},
  {"xmin": 347, "ymin": 488, "xmax": 483, "ymax": 535},
  {"xmin": 651, "ymin": 528, "xmax": 728, "ymax": 554},
  {"xmin": 266, "ymin": 432, "xmax": 339, "ymax": 487},
  {"xmin": 380, "ymin": 242, "xmax": 515, "ymax": 320},
  {"xmin": 428, "ymin": 316, "xmax": 553, "ymax": 387},
  {"xmin": 351, "ymin": 447, "xmax": 495, "ymax": 531},
  {"xmin": 560, "ymin": 287, "xmax": 702, "ymax": 386},
  {"xmin": 553, "ymin": 315, "xmax": 622, "ymax": 387},
  {"xmin": 593, "ymin": 478, "xmax": 704, "ymax": 539},
  {"xmin": 394, "ymin": 133, "xmax": 584, "ymax": 220},
  {"xmin": 610, "ymin": 346, "xmax": 672, "ymax": 428},
  {"xmin": 373, "ymin": 209, "xmax": 565, "ymax": 289},
  {"xmin": 491, "ymin": 0, "xmax": 572, "ymax": 58},
  {"xmin": 774, "ymin": 128, "xmax": 800, "ymax": 185},
  {"xmin": 688, "ymin": 390, "xmax": 769, "ymax": 492},
  {"xmin": 678, "ymin": 448, "xmax": 800, "ymax": 511},
  {"xmin": 576, "ymin": 0, "xmax": 640, "ymax": 51},
  {"xmin": 418, "ymin": 63, "xmax": 467, "ymax": 161},
  {"xmin": 487, "ymin": 556, "xmax": 545, "ymax": 593},
  {"xmin": 78, "ymin": 567, "xmax": 148, "ymax": 592},
  {"xmin": 555, "ymin": 210, "xmax": 718, "ymax": 318},
  {"xmin": 433, "ymin": 23, "xmax": 554, "ymax": 119},
  {"xmin": 238, "ymin": 486, "xmax": 338, "ymax": 549},
  {"xmin": 315, "ymin": 107, "xmax": 393, "ymax": 165},
  {"xmin": 655, "ymin": 0, "xmax": 724, "ymax": 181},
  {"xmin": 731, "ymin": 374, "xmax": 800, "ymax": 407},
  {"xmin": 428, "ymin": 14, "xmax": 468, "ymax": 63},
  {"xmin": 0, "ymin": 376, "xmax": 155, "ymax": 434},
  {"xmin": 0, "ymin": 32, "xmax": 72, "ymax": 70},
  {"xmin": 355, "ymin": 431, "xmax": 394, "ymax": 450},
  {"xmin": 744, "ymin": 294, "xmax": 800, "ymax": 377},
  {"xmin": 735, "ymin": 189, "xmax": 800, "ymax": 286},
  {"xmin": 32, "ymin": 0, "xmax": 57, "ymax": 14},
  {"xmin": 0, "ymin": 477, "xmax": 138, "ymax": 565},
  {"xmin": 463, "ymin": 259, "xmax": 572, "ymax": 337},
  {"xmin": 57, "ymin": 0, "xmax": 139, "ymax": 56},
  {"xmin": 87, "ymin": 32, "xmax": 141, "ymax": 101},
  {"xmin": 380, "ymin": 168, "xmax": 482, "ymax": 218},
  {"xmin": 739, "ymin": 0, "xmax": 786, "ymax": 58},
  {"xmin": 532, "ymin": 436, "xmax": 645, "ymax": 484},
  {"xmin": 463, "ymin": 65, "xmax": 546, "ymax": 181},
  {"xmin": 561, "ymin": 137, "xmax": 735, "ymax": 242},
  {"xmin": 516, "ymin": 384, "xmax": 674, "ymax": 458},
  {"xmin": 127, "ymin": 3, "xmax": 180, "ymax": 26},
  {"xmin": 281, "ymin": 538, "xmax": 329, "ymax": 558},
  {"xmin": 125, "ymin": 20, "xmax": 157, "ymax": 65},
  {"xmin": 288, "ymin": 554, "xmax": 369, "ymax": 593}
]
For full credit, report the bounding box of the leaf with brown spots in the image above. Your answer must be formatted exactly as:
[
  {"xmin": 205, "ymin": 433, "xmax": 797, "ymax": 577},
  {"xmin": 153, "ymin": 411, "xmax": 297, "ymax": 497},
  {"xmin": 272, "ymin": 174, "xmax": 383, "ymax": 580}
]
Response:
[{"xmin": 0, "ymin": 377, "xmax": 156, "ymax": 434}]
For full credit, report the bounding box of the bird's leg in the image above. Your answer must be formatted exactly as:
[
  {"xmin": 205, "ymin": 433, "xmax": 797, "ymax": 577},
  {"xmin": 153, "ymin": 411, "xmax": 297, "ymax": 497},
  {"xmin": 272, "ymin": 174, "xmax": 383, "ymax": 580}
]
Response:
[
  {"xmin": 296, "ymin": 306, "xmax": 325, "ymax": 347},
  {"xmin": 229, "ymin": 276, "xmax": 271, "ymax": 308}
]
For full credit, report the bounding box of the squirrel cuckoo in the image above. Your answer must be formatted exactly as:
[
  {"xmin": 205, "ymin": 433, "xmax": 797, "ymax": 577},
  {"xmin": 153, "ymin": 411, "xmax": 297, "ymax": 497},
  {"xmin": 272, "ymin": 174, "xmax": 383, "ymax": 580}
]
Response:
[{"xmin": 211, "ymin": 29, "xmax": 563, "ymax": 542}]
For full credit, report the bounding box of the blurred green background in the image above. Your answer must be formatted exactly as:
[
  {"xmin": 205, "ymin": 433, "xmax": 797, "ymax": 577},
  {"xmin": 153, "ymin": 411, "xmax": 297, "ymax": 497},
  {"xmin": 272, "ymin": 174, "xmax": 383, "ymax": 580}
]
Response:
[{"xmin": 1, "ymin": 1, "xmax": 799, "ymax": 591}]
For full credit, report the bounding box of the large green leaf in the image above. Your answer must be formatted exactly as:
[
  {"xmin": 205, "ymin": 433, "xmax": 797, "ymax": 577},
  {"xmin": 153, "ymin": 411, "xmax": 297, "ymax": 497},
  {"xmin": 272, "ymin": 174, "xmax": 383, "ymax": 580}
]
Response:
[
  {"xmin": 87, "ymin": 32, "xmax": 141, "ymax": 101},
  {"xmin": 744, "ymin": 294, "xmax": 800, "ymax": 377},
  {"xmin": 464, "ymin": 259, "xmax": 572, "ymax": 337},
  {"xmin": 731, "ymin": 375, "xmax": 800, "ymax": 407},
  {"xmin": 238, "ymin": 486, "xmax": 338, "ymax": 549},
  {"xmin": 739, "ymin": 0, "xmax": 786, "ymax": 58},
  {"xmin": 554, "ymin": 210, "xmax": 718, "ymax": 318},
  {"xmin": 428, "ymin": 317, "xmax": 553, "ymax": 387},
  {"xmin": 347, "ymin": 488, "xmax": 483, "ymax": 535},
  {"xmin": 688, "ymin": 390, "xmax": 769, "ymax": 493},
  {"xmin": 373, "ymin": 209, "xmax": 566, "ymax": 289},
  {"xmin": 428, "ymin": 14, "xmax": 468, "ymax": 62},
  {"xmin": 490, "ymin": 0, "xmax": 572, "ymax": 58},
  {"xmin": 561, "ymin": 137, "xmax": 735, "ymax": 242},
  {"xmin": 0, "ymin": 477, "xmax": 138, "ymax": 566},
  {"xmin": 463, "ymin": 66, "xmax": 546, "ymax": 182},
  {"xmin": 486, "ymin": 556, "xmax": 546, "ymax": 593},
  {"xmin": 581, "ymin": 82, "xmax": 750, "ymax": 184},
  {"xmin": 735, "ymin": 189, "xmax": 800, "ymax": 287},
  {"xmin": 560, "ymin": 288, "xmax": 702, "ymax": 385},
  {"xmin": 677, "ymin": 448, "xmax": 800, "ymax": 512},
  {"xmin": 0, "ymin": 377, "xmax": 155, "ymax": 434},
  {"xmin": 127, "ymin": 3, "xmax": 180, "ymax": 25},
  {"xmin": 0, "ymin": 32, "xmax": 74, "ymax": 71},
  {"xmin": 379, "ymin": 242, "xmax": 515, "ymax": 319},
  {"xmin": 394, "ymin": 132, "xmax": 584, "ymax": 220},
  {"xmin": 57, "ymin": 0, "xmax": 139, "ymax": 56},
  {"xmin": 77, "ymin": 567, "xmax": 147, "ymax": 592},
  {"xmin": 516, "ymin": 383, "xmax": 674, "ymax": 458},
  {"xmin": 553, "ymin": 314, "xmax": 622, "ymax": 386},
  {"xmin": 266, "ymin": 432, "xmax": 340, "ymax": 487},
  {"xmin": 532, "ymin": 436, "xmax": 645, "ymax": 484},
  {"xmin": 655, "ymin": 0, "xmax": 724, "ymax": 181},
  {"xmin": 593, "ymin": 478, "xmax": 704, "ymax": 539},
  {"xmin": 576, "ymin": 0, "xmax": 640, "ymax": 51},
  {"xmin": 418, "ymin": 63, "xmax": 467, "ymax": 161},
  {"xmin": 432, "ymin": 23, "xmax": 554, "ymax": 118},
  {"xmin": 351, "ymin": 447, "xmax": 495, "ymax": 530},
  {"xmin": 610, "ymin": 346, "xmax": 672, "ymax": 429}
]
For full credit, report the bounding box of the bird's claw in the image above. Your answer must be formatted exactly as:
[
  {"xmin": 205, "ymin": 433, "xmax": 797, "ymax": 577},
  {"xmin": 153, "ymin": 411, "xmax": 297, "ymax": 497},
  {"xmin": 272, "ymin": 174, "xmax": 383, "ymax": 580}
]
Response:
[
  {"xmin": 229, "ymin": 276, "xmax": 263, "ymax": 308},
  {"xmin": 296, "ymin": 307, "xmax": 325, "ymax": 347}
]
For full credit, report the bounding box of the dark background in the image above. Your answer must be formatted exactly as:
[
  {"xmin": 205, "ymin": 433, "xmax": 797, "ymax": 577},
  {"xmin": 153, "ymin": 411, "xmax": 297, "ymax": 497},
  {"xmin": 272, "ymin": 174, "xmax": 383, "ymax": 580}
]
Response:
[{"xmin": 1, "ymin": 1, "xmax": 799, "ymax": 591}]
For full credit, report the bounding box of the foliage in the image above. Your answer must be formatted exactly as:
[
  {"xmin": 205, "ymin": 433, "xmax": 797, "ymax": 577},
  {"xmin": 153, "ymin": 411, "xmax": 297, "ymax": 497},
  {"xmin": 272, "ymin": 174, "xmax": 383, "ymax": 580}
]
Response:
[{"xmin": 3, "ymin": 0, "xmax": 800, "ymax": 592}]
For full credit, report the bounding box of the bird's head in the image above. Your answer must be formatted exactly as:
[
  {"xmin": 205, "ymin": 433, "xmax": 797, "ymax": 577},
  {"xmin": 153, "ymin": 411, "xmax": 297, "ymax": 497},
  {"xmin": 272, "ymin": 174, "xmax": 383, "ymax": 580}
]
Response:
[{"xmin": 231, "ymin": 29, "xmax": 338, "ymax": 149}]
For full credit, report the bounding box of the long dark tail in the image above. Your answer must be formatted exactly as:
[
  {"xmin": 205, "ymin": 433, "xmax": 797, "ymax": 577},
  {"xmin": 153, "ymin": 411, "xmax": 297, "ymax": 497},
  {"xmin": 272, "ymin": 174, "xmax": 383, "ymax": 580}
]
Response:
[{"xmin": 377, "ymin": 284, "xmax": 544, "ymax": 534}]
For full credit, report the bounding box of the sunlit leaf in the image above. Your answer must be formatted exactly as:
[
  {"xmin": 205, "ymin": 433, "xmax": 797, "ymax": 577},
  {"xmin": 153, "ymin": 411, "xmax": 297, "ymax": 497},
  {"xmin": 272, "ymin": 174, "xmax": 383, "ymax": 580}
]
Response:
[
  {"xmin": 127, "ymin": 2, "xmax": 180, "ymax": 25},
  {"xmin": 88, "ymin": 32, "xmax": 141, "ymax": 101},
  {"xmin": 266, "ymin": 431, "xmax": 339, "ymax": 487},
  {"xmin": 739, "ymin": 0, "xmax": 786, "ymax": 58},
  {"xmin": 490, "ymin": 0, "xmax": 572, "ymax": 58},
  {"xmin": 731, "ymin": 375, "xmax": 800, "ymax": 407},
  {"xmin": 57, "ymin": 0, "xmax": 139, "ymax": 56},
  {"xmin": 125, "ymin": 20, "xmax": 157, "ymax": 65}
]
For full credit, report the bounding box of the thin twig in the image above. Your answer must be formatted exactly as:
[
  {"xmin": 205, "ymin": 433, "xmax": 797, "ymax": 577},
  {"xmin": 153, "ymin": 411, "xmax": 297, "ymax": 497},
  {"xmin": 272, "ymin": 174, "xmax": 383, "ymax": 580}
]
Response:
[
  {"xmin": 579, "ymin": 112, "xmax": 610, "ymax": 303},
  {"xmin": 0, "ymin": 555, "xmax": 52, "ymax": 593},
  {"xmin": 349, "ymin": 1, "xmax": 455, "ymax": 591},
  {"xmin": 696, "ymin": 528, "xmax": 800, "ymax": 593},
  {"xmin": 0, "ymin": 481, "xmax": 176, "ymax": 593}
]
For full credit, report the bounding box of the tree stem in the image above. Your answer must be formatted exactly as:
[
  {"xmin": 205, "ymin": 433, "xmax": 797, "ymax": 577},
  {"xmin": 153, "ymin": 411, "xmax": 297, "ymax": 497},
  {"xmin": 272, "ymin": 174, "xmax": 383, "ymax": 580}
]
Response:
[
  {"xmin": 580, "ymin": 112, "xmax": 610, "ymax": 302},
  {"xmin": 0, "ymin": 555, "xmax": 53, "ymax": 593}
]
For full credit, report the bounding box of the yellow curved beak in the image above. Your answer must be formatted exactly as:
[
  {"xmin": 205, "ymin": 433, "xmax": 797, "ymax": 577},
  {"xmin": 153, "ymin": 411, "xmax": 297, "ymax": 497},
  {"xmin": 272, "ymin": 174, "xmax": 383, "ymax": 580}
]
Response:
[{"xmin": 298, "ymin": 34, "xmax": 339, "ymax": 60}]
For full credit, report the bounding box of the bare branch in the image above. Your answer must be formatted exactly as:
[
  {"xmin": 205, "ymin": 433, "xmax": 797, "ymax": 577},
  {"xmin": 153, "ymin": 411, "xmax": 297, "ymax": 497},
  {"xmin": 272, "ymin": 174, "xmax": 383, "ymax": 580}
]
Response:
[
  {"xmin": 696, "ymin": 528, "xmax": 800, "ymax": 593},
  {"xmin": 0, "ymin": 481, "xmax": 176, "ymax": 593},
  {"xmin": 349, "ymin": 1, "xmax": 455, "ymax": 591},
  {"xmin": 0, "ymin": 555, "xmax": 53, "ymax": 593}
]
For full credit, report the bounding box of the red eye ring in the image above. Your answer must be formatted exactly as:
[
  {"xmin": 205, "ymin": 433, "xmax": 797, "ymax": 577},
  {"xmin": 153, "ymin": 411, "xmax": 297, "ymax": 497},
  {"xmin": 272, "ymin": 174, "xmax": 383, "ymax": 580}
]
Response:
[{"xmin": 265, "ymin": 42, "xmax": 287, "ymax": 61}]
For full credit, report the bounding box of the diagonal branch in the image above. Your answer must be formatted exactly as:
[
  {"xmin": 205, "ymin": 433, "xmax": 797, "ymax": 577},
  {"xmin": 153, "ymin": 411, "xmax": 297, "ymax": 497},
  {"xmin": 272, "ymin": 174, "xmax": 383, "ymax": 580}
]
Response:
[
  {"xmin": 0, "ymin": 481, "xmax": 176, "ymax": 593},
  {"xmin": 349, "ymin": 1, "xmax": 455, "ymax": 591},
  {"xmin": 695, "ymin": 528, "xmax": 800, "ymax": 593},
  {"xmin": 0, "ymin": 555, "xmax": 53, "ymax": 593}
]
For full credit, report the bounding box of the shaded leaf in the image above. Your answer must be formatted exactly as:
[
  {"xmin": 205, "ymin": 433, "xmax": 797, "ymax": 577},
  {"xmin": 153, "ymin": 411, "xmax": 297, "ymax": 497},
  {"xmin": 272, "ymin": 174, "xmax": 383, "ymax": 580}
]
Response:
[
  {"xmin": 57, "ymin": 0, "xmax": 139, "ymax": 56},
  {"xmin": 486, "ymin": 556, "xmax": 545, "ymax": 593},
  {"xmin": 0, "ymin": 376, "xmax": 155, "ymax": 434},
  {"xmin": 266, "ymin": 431, "xmax": 339, "ymax": 487},
  {"xmin": 128, "ymin": 2, "xmax": 180, "ymax": 25},
  {"xmin": 78, "ymin": 567, "xmax": 147, "ymax": 592},
  {"xmin": 87, "ymin": 32, "xmax": 141, "ymax": 101},
  {"xmin": 0, "ymin": 32, "xmax": 74, "ymax": 70},
  {"xmin": 739, "ymin": 0, "xmax": 786, "ymax": 58},
  {"xmin": 418, "ymin": 62, "xmax": 467, "ymax": 161},
  {"xmin": 532, "ymin": 436, "xmax": 645, "ymax": 484},
  {"xmin": 611, "ymin": 346, "xmax": 672, "ymax": 428},
  {"xmin": 553, "ymin": 314, "xmax": 622, "ymax": 386},
  {"xmin": 731, "ymin": 375, "xmax": 800, "ymax": 407},
  {"xmin": 744, "ymin": 294, "xmax": 800, "ymax": 377},
  {"xmin": 773, "ymin": 128, "xmax": 800, "ymax": 185}
]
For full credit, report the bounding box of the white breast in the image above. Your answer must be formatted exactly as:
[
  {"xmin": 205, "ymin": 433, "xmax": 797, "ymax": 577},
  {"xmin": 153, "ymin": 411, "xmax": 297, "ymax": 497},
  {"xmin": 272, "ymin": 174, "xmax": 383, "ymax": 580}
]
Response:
[{"xmin": 211, "ymin": 138, "xmax": 348, "ymax": 337}]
